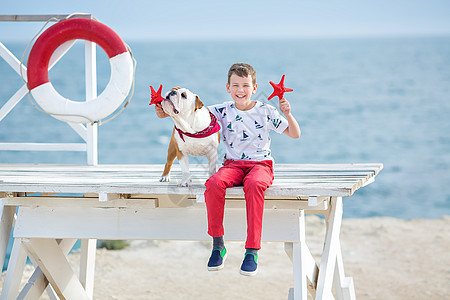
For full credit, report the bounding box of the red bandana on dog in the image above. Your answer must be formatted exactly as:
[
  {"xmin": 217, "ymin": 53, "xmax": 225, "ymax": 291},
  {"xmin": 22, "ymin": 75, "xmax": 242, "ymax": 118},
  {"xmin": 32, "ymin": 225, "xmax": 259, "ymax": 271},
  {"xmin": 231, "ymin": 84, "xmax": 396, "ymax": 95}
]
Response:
[{"xmin": 175, "ymin": 112, "xmax": 220, "ymax": 142}]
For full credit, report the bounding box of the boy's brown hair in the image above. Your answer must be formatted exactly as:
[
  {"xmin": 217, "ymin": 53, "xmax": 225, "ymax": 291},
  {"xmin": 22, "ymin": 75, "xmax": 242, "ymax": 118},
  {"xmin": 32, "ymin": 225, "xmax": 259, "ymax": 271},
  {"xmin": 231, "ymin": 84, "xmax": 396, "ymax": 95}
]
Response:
[{"xmin": 228, "ymin": 63, "xmax": 257, "ymax": 85}]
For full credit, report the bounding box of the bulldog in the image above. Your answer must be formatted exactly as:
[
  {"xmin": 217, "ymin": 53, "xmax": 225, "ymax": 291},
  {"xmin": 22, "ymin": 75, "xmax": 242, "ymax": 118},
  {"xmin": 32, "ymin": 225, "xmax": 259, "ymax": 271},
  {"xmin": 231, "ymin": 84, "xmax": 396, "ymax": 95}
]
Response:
[{"xmin": 159, "ymin": 87, "xmax": 220, "ymax": 186}]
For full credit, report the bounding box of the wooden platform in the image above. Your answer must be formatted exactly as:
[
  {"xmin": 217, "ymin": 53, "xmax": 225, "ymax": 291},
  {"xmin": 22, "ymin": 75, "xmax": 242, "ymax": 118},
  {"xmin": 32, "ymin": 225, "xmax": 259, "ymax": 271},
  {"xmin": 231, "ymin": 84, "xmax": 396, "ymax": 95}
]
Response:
[
  {"xmin": 0, "ymin": 163, "xmax": 383, "ymax": 300},
  {"xmin": 0, "ymin": 163, "xmax": 381, "ymax": 197}
]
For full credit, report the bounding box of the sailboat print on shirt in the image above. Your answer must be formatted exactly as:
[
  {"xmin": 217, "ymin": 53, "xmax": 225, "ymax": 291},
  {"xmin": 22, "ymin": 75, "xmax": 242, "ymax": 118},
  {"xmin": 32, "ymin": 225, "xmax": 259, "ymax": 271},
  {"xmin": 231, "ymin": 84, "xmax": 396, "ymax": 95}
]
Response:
[
  {"xmin": 240, "ymin": 130, "xmax": 249, "ymax": 141},
  {"xmin": 227, "ymin": 122, "xmax": 234, "ymax": 132},
  {"xmin": 255, "ymin": 120, "xmax": 264, "ymax": 129},
  {"xmin": 241, "ymin": 153, "xmax": 250, "ymax": 159},
  {"xmin": 215, "ymin": 106, "xmax": 227, "ymax": 119}
]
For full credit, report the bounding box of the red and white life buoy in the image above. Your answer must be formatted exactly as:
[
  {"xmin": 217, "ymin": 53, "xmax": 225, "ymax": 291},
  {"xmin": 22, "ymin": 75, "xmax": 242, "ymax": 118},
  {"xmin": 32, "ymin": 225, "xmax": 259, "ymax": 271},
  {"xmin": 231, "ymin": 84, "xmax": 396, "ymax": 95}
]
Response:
[{"xmin": 27, "ymin": 18, "xmax": 133, "ymax": 123}]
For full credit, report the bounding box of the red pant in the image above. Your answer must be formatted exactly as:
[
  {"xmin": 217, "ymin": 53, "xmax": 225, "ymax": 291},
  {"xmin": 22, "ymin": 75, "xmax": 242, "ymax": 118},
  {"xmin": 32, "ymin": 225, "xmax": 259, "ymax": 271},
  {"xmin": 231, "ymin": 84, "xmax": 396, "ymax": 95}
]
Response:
[{"xmin": 204, "ymin": 160, "xmax": 274, "ymax": 249}]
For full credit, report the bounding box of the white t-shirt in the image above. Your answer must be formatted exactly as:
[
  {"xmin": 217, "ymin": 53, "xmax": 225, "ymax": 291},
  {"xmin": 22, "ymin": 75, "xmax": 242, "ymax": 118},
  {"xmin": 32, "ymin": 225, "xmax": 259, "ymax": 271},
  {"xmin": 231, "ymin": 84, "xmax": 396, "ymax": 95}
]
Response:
[{"xmin": 209, "ymin": 101, "xmax": 289, "ymax": 162}]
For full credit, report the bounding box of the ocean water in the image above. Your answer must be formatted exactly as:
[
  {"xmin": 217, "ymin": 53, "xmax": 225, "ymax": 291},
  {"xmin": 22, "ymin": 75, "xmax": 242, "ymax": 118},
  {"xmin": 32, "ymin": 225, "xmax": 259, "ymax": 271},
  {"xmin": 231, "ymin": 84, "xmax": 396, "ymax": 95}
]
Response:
[{"xmin": 1, "ymin": 37, "xmax": 450, "ymax": 221}]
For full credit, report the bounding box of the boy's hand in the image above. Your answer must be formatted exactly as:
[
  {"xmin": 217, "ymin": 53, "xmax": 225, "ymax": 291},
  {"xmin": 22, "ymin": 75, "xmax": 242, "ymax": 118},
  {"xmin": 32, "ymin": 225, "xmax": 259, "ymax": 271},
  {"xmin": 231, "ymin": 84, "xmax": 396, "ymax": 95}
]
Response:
[
  {"xmin": 155, "ymin": 104, "xmax": 169, "ymax": 118},
  {"xmin": 279, "ymin": 98, "xmax": 291, "ymax": 116}
]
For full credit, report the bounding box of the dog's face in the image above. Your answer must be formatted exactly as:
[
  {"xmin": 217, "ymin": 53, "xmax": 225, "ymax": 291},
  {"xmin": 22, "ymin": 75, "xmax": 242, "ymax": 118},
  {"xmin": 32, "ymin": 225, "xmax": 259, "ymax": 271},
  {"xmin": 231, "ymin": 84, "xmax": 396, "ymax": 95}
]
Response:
[{"xmin": 161, "ymin": 87, "xmax": 204, "ymax": 116}]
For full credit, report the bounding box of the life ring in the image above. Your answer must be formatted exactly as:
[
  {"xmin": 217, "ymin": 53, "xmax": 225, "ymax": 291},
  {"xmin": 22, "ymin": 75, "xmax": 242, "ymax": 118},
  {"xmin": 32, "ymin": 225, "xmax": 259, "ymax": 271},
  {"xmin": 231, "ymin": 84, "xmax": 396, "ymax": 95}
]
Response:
[{"xmin": 27, "ymin": 18, "xmax": 133, "ymax": 123}]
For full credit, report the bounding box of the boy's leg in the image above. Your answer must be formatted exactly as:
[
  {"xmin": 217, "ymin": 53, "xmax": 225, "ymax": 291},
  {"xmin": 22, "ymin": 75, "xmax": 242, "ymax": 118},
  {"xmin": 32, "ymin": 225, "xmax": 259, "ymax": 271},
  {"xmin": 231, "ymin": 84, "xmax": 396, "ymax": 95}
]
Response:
[
  {"xmin": 204, "ymin": 160, "xmax": 245, "ymax": 238},
  {"xmin": 242, "ymin": 160, "xmax": 274, "ymax": 249}
]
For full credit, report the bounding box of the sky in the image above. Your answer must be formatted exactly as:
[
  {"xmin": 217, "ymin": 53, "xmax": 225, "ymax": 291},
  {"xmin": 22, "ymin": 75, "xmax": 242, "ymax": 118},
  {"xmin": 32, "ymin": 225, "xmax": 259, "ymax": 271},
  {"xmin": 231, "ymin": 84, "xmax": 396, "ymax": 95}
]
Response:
[{"xmin": 1, "ymin": 0, "xmax": 450, "ymax": 41}]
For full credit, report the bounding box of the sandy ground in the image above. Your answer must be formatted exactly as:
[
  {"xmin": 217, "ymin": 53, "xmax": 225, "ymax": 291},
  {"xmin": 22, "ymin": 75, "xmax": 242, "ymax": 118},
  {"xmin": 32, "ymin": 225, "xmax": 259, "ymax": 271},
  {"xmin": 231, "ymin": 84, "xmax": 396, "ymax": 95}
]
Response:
[{"xmin": 1, "ymin": 216, "xmax": 449, "ymax": 299}]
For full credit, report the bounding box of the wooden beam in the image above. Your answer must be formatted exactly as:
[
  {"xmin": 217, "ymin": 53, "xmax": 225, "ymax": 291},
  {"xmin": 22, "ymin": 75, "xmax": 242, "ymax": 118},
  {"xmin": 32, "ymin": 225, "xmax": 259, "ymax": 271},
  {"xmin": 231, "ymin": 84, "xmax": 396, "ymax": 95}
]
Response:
[
  {"xmin": 14, "ymin": 206, "xmax": 303, "ymax": 242},
  {"xmin": 0, "ymin": 14, "xmax": 93, "ymax": 22},
  {"xmin": 22, "ymin": 238, "xmax": 90, "ymax": 300},
  {"xmin": 0, "ymin": 200, "xmax": 15, "ymax": 270},
  {"xmin": 316, "ymin": 197, "xmax": 344, "ymax": 300},
  {"xmin": 0, "ymin": 143, "xmax": 87, "ymax": 152},
  {"xmin": 17, "ymin": 239, "xmax": 77, "ymax": 300}
]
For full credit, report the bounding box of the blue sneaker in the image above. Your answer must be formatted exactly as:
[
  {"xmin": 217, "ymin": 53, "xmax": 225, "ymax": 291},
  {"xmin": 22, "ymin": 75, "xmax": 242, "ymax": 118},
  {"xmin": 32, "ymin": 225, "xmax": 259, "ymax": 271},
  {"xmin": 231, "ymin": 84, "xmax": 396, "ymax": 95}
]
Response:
[
  {"xmin": 207, "ymin": 248, "xmax": 227, "ymax": 271},
  {"xmin": 240, "ymin": 253, "xmax": 258, "ymax": 276}
]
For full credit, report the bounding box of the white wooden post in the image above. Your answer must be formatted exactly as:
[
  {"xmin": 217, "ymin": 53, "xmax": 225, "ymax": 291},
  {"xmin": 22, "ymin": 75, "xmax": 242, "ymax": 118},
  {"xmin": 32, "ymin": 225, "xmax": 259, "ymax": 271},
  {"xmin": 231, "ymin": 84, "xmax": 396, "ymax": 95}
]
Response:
[
  {"xmin": 85, "ymin": 40, "xmax": 98, "ymax": 166},
  {"xmin": 79, "ymin": 239, "xmax": 96, "ymax": 299},
  {"xmin": 292, "ymin": 209, "xmax": 307, "ymax": 300},
  {"xmin": 316, "ymin": 196, "xmax": 343, "ymax": 300},
  {"xmin": 80, "ymin": 39, "xmax": 98, "ymax": 300},
  {"xmin": 0, "ymin": 199, "xmax": 15, "ymax": 271},
  {"xmin": 0, "ymin": 239, "xmax": 28, "ymax": 300}
]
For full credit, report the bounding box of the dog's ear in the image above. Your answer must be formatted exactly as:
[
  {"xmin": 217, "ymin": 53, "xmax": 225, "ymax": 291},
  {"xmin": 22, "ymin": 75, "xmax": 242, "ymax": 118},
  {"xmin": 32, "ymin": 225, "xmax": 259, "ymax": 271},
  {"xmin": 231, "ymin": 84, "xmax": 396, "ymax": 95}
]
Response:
[
  {"xmin": 172, "ymin": 87, "xmax": 181, "ymax": 90},
  {"xmin": 195, "ymin": 95, "xmax": 204, "ymax": 111}
]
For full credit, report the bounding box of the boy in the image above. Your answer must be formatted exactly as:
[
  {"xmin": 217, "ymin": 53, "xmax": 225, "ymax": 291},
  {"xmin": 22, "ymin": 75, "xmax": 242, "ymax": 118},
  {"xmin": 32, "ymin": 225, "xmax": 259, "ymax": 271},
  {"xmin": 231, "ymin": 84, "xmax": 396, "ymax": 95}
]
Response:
[{"xmin": 155, "ymin": 63, "xmax": 300, "ymax": 276}]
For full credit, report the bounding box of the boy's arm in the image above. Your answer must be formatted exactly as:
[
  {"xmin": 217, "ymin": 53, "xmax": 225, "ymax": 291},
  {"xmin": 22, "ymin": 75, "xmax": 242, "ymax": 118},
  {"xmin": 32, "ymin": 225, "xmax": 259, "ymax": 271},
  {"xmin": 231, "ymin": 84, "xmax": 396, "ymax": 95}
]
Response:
[{"xmin": 279, "ymin": 98, "xmax": 301, "ymax": 139}]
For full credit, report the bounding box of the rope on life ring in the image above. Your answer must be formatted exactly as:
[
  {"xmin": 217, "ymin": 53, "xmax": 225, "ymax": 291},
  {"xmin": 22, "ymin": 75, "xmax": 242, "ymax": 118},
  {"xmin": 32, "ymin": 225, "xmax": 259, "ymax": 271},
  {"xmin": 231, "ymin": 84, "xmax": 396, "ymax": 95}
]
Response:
[{"xmin": 26, "ymin": 17, "xmax": 134, "ymax": 124}]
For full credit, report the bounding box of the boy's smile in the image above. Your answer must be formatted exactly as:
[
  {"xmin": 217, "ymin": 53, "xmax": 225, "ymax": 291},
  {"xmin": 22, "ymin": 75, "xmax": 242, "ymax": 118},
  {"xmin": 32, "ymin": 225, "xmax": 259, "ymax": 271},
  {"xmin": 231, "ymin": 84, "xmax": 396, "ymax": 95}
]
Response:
[{"xmin": 226, "ymin": 74, "xmax": 257, "ymax": 111}]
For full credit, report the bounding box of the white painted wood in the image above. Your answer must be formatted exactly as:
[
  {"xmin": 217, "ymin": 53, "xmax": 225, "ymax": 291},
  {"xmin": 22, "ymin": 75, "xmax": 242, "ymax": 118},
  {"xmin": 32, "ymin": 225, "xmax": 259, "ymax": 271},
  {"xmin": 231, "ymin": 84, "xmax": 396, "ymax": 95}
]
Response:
[
  {"xmin": 0, "ymin": 163, "xmax": 383, "ymax": 197},
  {"xmin": 14, "ymin": 206, "xmax": 303, "ymax": 242},
  {"xmin": 0, "ymin": 239, "xmax": 28, "ymax": 300},
  {"xmin": 0, "ymin": 35, "xmax": 98, "ymax": 158},
  {"xmin": 67, "ymin": 123, "xmax": 88, "ymax": 142},
  {"xmin": 0, "ymin": 200, "xmax": 15, "ymax": 270},
  {"xmin": 4, "ymin": 196, "xmax": 157, "ymax": 209},
  {"xmin": 308, "ymin": 196, "xmax": 318, "ymax": 206},
  {"xmin": 288, "ymin": 288, "xmax": 294, "ymax": 300},
  {"xmin": 196, "ymin": 194, "xmax": 205, "ymax": 203},
  {"xmin": 18, "ymin": 239, "xmax": 77, "ymax": 300},
  {"xmin": 17, "ymin": 268, "xmax": 48, "ymax": 300},
  {"xmin": 0, "ymin": 42, "xmax": 27, "ymax": 80},
  {"xmin": 0, "ymin": 163, "xmax": 383, "ymax": 299},
  {"xmin": 316, "ymin": 197, "xmax": 343, "ymax": 300},
  {"xmin": 362, "ymin": 177, "xmax": 375, "ymax": 187},
  {"xmin": 342, "ymin": 277, "xmax": 356, "ymax": 300},
  {"xmin": 0, "ymin": 85, "xmax": 28, "ymax": 122},
  {"xmin": 98, "ymin": 192, "xmax": 108, "ymax": 202},
  {"xmin": 22, "ymin": 238, "xmax": 90, "ymax": 300},
  {"xmin": 292, "ymin": 210, "xmax": 307, "ymax": 300},
  {"xmin": 85, "ymin": 40, "xmax": 98, "ymax": 166},
  {"xmin": 0, "ymin": 143, "xmax": 87, "ymax": 151},
  {"xmin": 80, "ymin": 239, "xmax": 96, "ymax": 299},
  {"xmin": 0, "ymin": 15, "xmax": 71, "ymax": 22},
  {"xmin": 333, "ymin": 242, "xmax": 356, "ymax": 300}
]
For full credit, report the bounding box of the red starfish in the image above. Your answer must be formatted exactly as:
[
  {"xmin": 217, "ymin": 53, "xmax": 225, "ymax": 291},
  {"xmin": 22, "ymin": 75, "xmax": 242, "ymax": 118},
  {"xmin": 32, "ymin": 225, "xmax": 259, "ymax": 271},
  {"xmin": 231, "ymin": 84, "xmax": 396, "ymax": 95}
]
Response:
[
  {"xmin": 268, "ymin": 75, "xmax": 293, "ymax": 100},
  {"xmin": 149, "ymin": 84, "xmax": 165, "ymax": 106}
]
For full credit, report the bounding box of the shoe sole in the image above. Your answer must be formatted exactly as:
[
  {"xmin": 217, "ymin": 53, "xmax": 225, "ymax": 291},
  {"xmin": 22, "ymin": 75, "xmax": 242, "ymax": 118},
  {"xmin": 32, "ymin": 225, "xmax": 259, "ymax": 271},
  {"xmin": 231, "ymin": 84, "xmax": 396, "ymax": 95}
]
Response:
[
  {"xmin": 240, "ymin": 268, "xmax": 257, "ymax": 276},
  {"xmin": 207, "ymin": 252, "xmax": 227, "ymax": 271}
]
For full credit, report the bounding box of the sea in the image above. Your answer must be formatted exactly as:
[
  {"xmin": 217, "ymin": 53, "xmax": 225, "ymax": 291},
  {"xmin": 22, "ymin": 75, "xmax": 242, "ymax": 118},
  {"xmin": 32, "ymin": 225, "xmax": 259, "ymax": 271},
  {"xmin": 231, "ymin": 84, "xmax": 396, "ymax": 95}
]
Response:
[{"xmin": 1, "ymin": 36, "xmax": 449, "ymax": 247}]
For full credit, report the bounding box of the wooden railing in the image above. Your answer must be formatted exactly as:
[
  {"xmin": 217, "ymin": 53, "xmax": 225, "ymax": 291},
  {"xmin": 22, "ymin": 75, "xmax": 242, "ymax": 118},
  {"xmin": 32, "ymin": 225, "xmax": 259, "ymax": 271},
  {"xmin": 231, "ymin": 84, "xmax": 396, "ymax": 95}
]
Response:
[{"xmin": 0, "ymin": 14, "xmax": 98, "ymax": 165}]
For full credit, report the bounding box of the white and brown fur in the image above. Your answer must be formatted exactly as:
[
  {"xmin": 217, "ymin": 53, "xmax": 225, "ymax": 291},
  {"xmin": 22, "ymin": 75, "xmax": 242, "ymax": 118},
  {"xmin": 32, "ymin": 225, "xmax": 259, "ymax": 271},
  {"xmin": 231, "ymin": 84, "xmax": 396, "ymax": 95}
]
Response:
[{"xmin": 160, "ymin": 87, "xmax": 220, "ymax": 186}]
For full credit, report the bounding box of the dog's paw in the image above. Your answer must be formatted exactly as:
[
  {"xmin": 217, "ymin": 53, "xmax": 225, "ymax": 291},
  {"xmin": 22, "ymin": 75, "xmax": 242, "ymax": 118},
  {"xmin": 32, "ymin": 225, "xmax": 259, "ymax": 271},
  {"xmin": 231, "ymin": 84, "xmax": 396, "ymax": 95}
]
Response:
[
  {"xmin": 160, "ymin": 175, "xmax": 170, "ymax": 182},
  {"xmin": 178, "ymin": 177, "xmax": 192, "ymax": 187}
]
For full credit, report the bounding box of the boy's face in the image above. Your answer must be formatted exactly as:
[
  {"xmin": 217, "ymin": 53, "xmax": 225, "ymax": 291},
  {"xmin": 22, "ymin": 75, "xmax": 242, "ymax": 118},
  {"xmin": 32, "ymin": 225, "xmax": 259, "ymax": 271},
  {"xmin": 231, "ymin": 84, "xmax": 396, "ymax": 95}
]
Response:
[{"xmin": 226, "ymin": 74, "xmax": 257, "ymax": 106}]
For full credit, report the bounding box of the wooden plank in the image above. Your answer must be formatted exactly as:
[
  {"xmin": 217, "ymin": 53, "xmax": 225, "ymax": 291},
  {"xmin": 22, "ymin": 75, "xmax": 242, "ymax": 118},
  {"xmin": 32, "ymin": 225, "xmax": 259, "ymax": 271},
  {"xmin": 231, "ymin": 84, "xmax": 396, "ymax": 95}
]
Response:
[
  {"xmin": 292, "ymin": 210, "xmax": 307, "ymax": 300},
  {"xmin": 22, "ymin": 239, "xmax": 90, "ymax": 300},
  {"xmin": 0, "ymin": 14, "xmax": 92, "ymax": 22},
  {"xmin": 0, "ymin": 199, "xmax": 15, "ymax": 270},
  {"xmin": 0, "ymin": 183, "xmax": 357, "ymax": 197},
  {"xmin": 1, "ymin": 238, "xmax": 28, "ymax": 300},
  {"xmin": 79, "ymin": 239, "xmax": 96, "ymax": 299},
  {"xmin": 0, "ymin": 143, "xmax": 87, "ymax": 152},
  {"xmin": 316, "ymin": 197, "xmax": 343, "ymax": 300},
  {"xmin": 18, "ymin": 239, "xmax": 77, "ymax": 300},
  {"xmin": 0, "ymin": 164, "xmax": 382, "ymax": 198},
  {"xmin": 14, "ymin": 206, "xmax": 303, "ymax": 242},
  {"xmin": 2, "ymin": 197, "xmax": 157, "ymax": 208},
  {"xmin": 0, "ymin": 86, "xmax": 28, "ymax": 122}
]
